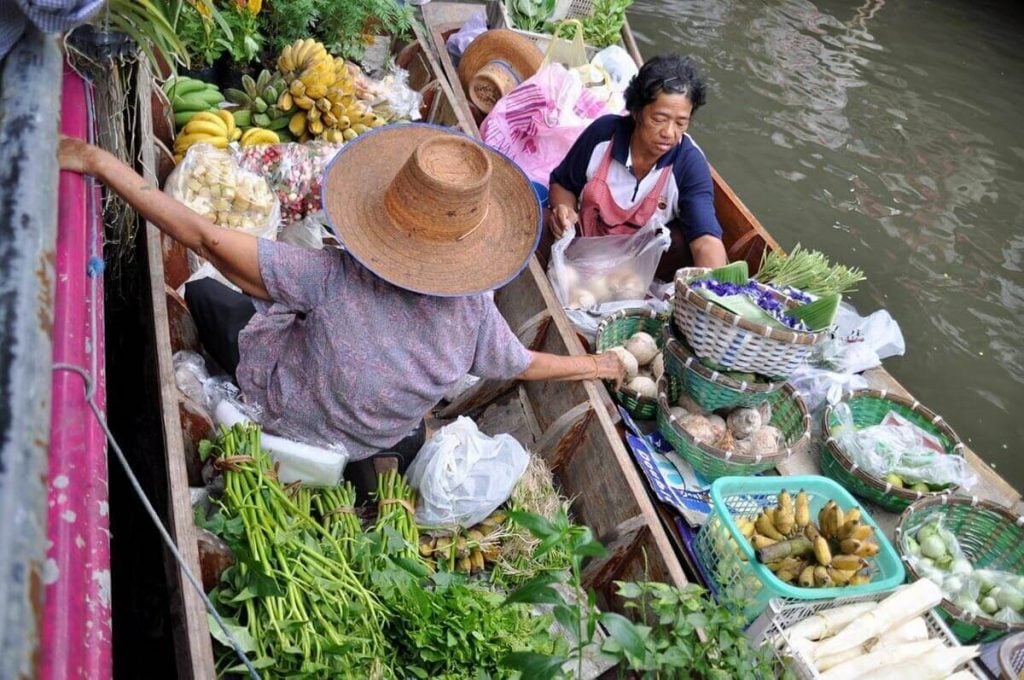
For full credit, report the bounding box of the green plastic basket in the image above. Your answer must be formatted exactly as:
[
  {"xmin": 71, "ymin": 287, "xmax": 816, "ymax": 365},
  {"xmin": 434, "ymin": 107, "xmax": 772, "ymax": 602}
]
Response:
[
  {"xmin": 661, "ymin": 326, "xmax": 784, "ymax": 412},
  {"xmin": 695, "ymin": 475, "xmax": 906, "ymax": 621},
  {"xmin": 595, "ymin": 308, "xmax": 670, "ymax": 420},
  {"xmin": 656, "ymin": 375, "xmax": 809, "ymax": 481},
  {"xmin": 895, "ymin": 495, "xmax": 1024, "ymax": 644},
  {"xmin": 821, "ymin": 389, "xmax": 965, "ymax": 512}
]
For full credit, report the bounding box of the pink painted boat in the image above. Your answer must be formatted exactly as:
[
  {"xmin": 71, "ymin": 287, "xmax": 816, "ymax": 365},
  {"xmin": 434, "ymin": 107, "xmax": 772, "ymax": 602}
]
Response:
[{"xmin": 40, "ymin": 63, "xmax": 112, "ymax": 679}]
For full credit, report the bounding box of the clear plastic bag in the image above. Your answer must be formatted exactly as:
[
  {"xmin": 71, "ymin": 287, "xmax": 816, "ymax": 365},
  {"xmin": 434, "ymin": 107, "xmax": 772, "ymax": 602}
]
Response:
[
  {"xmin": 279, "ymin": 210, "xmax": 329, "ymax": 251},
  {"xmin": 446, "ymin": 10, "xmax": 487, "ymax": 67},
  {"xmin": 590, "ymin": 45, "xmax": 638, "ymax": 93},
  {"xmin": 406, "ymin": 416, "xmax": 529, "ymax": 527},
  {"xmin": 547, "ymin": 222, "xmax": 671, "ymax": 308},
  {"xmin": 166, "ymin": 143, "xmax": 280, "ymax": 240},
  {"xmin": 831, "ymin": 403, "xmax": 977, "ymax": 489},
  {"xmin": 368, "ymin": 67, "xmax": 423, "ymax": 122},
  {"xmin": 235, "ymin": 142, "xmax": 341, "ymax": 228}
]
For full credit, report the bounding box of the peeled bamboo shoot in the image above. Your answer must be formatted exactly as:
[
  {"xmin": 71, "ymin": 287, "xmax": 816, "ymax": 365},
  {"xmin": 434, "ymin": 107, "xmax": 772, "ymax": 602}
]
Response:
[
  {"xmin": 819, "ymin": 639, "xmax": 941, "ymax": 680},
  {"xmin": 857, "ymin": 646, "xmax": 979, "ymax": 680}
]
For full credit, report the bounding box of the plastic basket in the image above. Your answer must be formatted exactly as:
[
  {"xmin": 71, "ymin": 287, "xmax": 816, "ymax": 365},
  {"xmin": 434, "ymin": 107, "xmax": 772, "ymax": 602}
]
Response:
[
  {"xmin": 820, "ymin": 388, "xmax": 965, "ymax": 512},
  {"xmin": 595, "ymin": 308, "xmax": 669, "ymax": 420},
  {"xmin": 672, "ymin": 267, "xmax": 829, "ymax": 377},
  {"xmin": 656, "ymin": 375, "xmax": 808, "ymax": 481},
  {"xmin": 748, "ymin": 590, "xmax": 986, "ymax": 679},
  {"xmin": 999, "ymin": 631, "xmax": 1024, "ymax": 680},
  {"xmin": 661, "ymin": 325, "xmax": 784, "ymax": 411},
  {"xmin": 694, "ymin": 475, "xmax": 906, "ymax": 621},
  {"xmin": 894, "ymin": 495, "xmax": 1024, "ymax": 644}
]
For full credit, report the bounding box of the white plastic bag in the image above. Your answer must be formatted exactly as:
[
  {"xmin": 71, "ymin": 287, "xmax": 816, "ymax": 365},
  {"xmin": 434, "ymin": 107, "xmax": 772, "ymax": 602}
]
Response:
[
  {"xmin": 814, "ymin": 303, "xmax": 905, "ymax": 374},
  {"xmin": 446, "ymin": 10, "xmax": 487, "ymax": 66},
  {"xmin": 548, "ymin": 222, "xmax": 671, "ymax": 309},
  {"xmin": 407, "ymin": 417, "xmax": 529, "ymax": 527},
  {"xmin": 590, "ymin": 45, "xmax": 639, "ymax": 93}
]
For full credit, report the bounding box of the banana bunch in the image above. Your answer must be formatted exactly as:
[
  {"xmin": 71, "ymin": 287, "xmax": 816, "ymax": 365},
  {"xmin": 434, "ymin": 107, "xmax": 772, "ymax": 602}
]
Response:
[
  {"xmin": 418, "ymin": 509, "xmax": 507, "ymax": 575},
  {"xmin": 239, "ymin": 128, "xmax": 281, "ymax": 147},
  {"xmin": 224, "ymin": 70, "xmax": 292, "ymax": 138},
  {"xmin": 163, "ymin": 76, "xmax": 225, "ymax": 129},
  {"xmin": 275, "ymin": 38, "xmax": 386, "ymax": 143},
  {"xmin": 743, "ymin": 490, "xmax": 882, "ymax": 589},
  {"xmin": 173, "ymin": 111, "xmax": 241, "ymax": 163}
]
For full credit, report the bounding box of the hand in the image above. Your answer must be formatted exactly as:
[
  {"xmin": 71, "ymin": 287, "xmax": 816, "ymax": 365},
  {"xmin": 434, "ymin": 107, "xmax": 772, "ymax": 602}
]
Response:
[
  {"xmin": 548, "ymin": 204, "xmax": 578, "ymax": 239},
  {"xmin": 593, "ymin": 352, "xmax": 626, "ymax": 389},
  {"xmin": 58, "ymin": 135, "xmax": 96, "ymax": 175}
]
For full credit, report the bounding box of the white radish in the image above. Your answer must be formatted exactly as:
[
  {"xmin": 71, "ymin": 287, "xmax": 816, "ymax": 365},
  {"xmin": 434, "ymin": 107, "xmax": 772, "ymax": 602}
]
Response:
[
  {"xmin": 651, "ymin": 352, "xmax": 665, "ymax": 381},
  {"xmin": 627, "ymin": 376, "xmax": 657, "ymax": 398},
  {"xmin": 815, "ymin": 616, "xmax": 930, "ymax": 672},
  {"xmin": 776, "ymin": 601, "xmax": 876, "ymax": 646},
  {"xmin": 624, "ymin": 332, "xmax": 659, "ymax": 366},
  {"xmin": 857, "ymin": 645, "xmax": 979, "ymax": 680},
  {"xmin": 819, "ymin": 639, "xmax": 941, "ymax": 680},
  {"xmin": 813, "ymin": 579, "xmax": 944, "ymax": 659}
]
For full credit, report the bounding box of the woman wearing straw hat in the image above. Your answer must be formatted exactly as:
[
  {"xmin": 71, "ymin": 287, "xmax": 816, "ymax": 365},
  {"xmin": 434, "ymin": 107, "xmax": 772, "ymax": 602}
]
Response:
[
  {"xmin": 58, "ymin": 124, "xmax": 624, "ymax": 497},
  {"xmin": 547, "ymin": 54, "xmax": 729, "ymax": 279}
]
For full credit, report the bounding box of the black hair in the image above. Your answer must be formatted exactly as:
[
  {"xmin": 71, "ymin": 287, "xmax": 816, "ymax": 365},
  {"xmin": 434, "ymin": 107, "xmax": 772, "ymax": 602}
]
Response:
[{"xmin": 623, "ymin": 54, "xmax": 708, "ymax": 116}]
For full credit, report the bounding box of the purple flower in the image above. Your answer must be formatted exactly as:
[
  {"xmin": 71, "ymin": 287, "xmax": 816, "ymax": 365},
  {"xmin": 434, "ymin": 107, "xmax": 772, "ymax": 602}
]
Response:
[{"xmin": 689, "ymin": 278, "xmax": 810, "ymax": 331}]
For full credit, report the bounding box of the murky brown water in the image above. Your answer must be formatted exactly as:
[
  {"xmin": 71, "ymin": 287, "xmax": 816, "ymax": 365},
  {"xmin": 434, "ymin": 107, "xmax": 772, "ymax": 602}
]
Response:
[{"xmin": 628, "ymin": 0, "xmax": 1024, "ymax": 491}]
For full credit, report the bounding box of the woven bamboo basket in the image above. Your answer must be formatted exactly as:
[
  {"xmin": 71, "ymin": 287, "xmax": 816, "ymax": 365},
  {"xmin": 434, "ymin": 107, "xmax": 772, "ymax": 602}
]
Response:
[
  {"xmin": 894, "ymin": 495, "xmax": 1024, "ymax": 644},
  {"xmin": 661, "ymin": 325, "xmax": 784, "ymax": 412},
  {"xmin": 655, "ymin": 375, "xmax": 809, "ymax": 481},
  {"xmin": 820, "ymin": 389, "xmax": 965, "ymax": 512},
  {"xmin": 595, "ymin": 308, "xmax": 669, "ymax": 420},
  {"xmin": 672, "ymin": 267, "xmax": 828, "ymax": 377},
  {"xmin": 999, "ymin": 631, "xmax": 1024, "ymax": 680}
]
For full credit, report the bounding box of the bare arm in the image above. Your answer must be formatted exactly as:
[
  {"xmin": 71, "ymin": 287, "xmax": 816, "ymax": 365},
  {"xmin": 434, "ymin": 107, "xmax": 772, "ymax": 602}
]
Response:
[
  {"xmin": 689, "ymin": 234, "xmax": 729, "ymax": 268},
  {"xmin": 62, "ymin": 137, "xmax": 272, "ymax": 300},
  {"xmin": 547, "ymin": 182, "xmax": 579, "ymax": 239},
  {"xmin": 516, "ymin": 351, "xmax": 624, "ymax": 388}
]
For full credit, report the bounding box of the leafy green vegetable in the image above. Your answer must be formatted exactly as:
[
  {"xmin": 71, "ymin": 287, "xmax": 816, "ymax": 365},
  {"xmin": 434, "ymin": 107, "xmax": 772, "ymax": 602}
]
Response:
[
  {"xmin": 579, "ymin": 0, "xmax": 633, "ymax": 49},
  {"xmin": 756, "ymin": 244, "xmax": 865, "ymax": 297},
  {"xmin": 509, "ymin": 0, "xmax": 557, "ymax": 34}
]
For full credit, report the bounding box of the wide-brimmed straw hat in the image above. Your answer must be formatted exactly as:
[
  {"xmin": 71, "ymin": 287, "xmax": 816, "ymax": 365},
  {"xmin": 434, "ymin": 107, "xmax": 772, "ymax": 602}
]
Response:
[
  {"xmin": 457, "ymin": 29, "xmax": 544, "ymax": 113},
  {"xmin": 321, "ymin": 123, "xmax": 541, "ymax": 297}
]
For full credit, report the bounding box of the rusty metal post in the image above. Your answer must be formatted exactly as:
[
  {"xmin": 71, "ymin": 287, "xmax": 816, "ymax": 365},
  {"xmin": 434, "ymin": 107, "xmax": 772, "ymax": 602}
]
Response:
[{"xmin": 0, "ymin": 27, "xmax": 63, "ymax": 680}]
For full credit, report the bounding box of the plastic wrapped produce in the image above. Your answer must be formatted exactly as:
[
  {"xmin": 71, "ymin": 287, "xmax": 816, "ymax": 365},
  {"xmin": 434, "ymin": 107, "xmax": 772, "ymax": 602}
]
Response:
[{"xmin": 235, "ymin": 142, "xmax": 341, "ymax": 227}]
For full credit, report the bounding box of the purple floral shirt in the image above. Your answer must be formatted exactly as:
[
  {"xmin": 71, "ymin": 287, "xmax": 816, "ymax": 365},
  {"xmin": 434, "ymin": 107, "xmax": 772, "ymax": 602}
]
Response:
[{"xmin": 236, "ymin": 239, "xmax": 532, "ymax": 460}]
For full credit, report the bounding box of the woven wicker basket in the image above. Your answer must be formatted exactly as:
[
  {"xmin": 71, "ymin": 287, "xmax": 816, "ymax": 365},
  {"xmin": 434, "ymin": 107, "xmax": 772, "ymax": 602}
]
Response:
[
  {"xmin": 661, "ymin": 325, "xmax": 784, "ymax": 412},
  {"xmin": 595, "ymin": 308, "xmax": 669, "ymax": 420},
  {"xmin": 999, "ymin": 631, "xmax": 1024, "ymax": 680},
  {"xmin": 820, "ymin": 389, "xmax": 965, "ymax": 513},
  {"xmin": 655, "ymin": 375, "xmax": 809, "ymax": 481},
  {"xmin": 672, "ymin": 267, "xmax": 829, "ymax": 377},
  {"xmin": 894, "ymin": 495, "xmax": 1024, "ymax": 644}
]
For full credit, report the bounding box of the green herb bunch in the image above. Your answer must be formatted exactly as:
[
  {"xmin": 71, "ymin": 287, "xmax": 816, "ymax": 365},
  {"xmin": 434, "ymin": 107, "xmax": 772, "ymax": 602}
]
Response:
[
  {"xmin": 756, "ymin": 244, "xmax": 866, "ymax": 297},
  {"xmin": 509, "ymin": 0, "xmax": 556, "ymax": 34},
  {"xmin": 579, "ymin": 0, "xmax": 633, "ymax": 48}
]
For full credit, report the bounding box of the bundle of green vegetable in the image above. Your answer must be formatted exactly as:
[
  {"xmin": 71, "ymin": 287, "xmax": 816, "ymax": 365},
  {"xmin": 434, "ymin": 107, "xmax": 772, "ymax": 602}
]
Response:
[
  {"xmin": 508, "ymin": 0, "xmax": 556, "ymax": 33},
  {"xmin": 756, "ymin": 244, "xmax": 865, "ymax": 297},
  {"xmin": 579, "ymin": 0, "xmax": 634, "ymax": 48},
  {"xmin": 904, "ymin": 518, "xmax": 1024, "ymax": 624},
  {"xmin": 199, "ymin": 424, "xmax": 387, "ymax": 677}
]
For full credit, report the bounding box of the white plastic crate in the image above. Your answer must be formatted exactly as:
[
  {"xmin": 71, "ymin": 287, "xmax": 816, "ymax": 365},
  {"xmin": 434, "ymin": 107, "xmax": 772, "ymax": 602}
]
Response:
[
  {"xmin": 487, "ymin": 0, "xmax": 601, "ymax": 58},
  {"xmin": 747, "ymin": 591, "xmax": 986, "ymax": 680},
  {"xmin": 998, "ymin": 631, "xmax": 1024, "ymax": 680}
]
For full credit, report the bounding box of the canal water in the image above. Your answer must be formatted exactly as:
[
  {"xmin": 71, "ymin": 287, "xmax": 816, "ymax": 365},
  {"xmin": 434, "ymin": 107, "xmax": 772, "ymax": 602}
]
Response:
[{"xmin": 629, "ymin": 0, "xmax": 1024, "ymax": 491}]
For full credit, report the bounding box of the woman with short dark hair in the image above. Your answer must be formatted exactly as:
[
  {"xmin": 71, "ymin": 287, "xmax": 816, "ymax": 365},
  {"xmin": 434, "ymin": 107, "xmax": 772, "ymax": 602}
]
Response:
[{"xmin": 547, "ymin": 54, "xmax": 728, "ymax": 278}]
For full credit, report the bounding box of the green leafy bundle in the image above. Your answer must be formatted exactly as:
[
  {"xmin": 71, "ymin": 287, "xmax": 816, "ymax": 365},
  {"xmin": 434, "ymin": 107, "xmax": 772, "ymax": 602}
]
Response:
[
  {"xmin": 509, "ymin": 0, "xmax": 556, "ymax": 33},
  {"xmin": 579, "ymin": 0, "xmax": 633, "ymax": 49},
  {"xmin": 756, "ymin": 244, "xmax": 866, "ymax": 297}
]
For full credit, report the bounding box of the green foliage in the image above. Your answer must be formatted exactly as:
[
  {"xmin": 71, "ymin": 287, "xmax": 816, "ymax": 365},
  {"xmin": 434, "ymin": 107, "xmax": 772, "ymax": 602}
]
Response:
[
  {"xmin": 219, "ymin": 4, "xmax": 264, "ymax": 66},
  {"xmin": 600, "ymin": 581, "xmax": 777, "ymax": 679},
  {"xmin": 174, "ymin": 1, "xmax": 228, "ymax": 70},
  {"xmin": 95, "ymin": 0, "xmax": 191, "ymax": 71},
  {"xmin": 579, "ymin": 0, "xmax": 633, "ymax": 49},
  {"xmin": 509, "ymin": 0, "xmax": 556, "ymax": 33},
  {"xmin": 314, "ymin": 0, "xmax": 415, "ymax": 61},
  {"xmin": 755, "ymin": 243, "xmax": 866, "ymax": 297},
  {"xmin": 258, "ymin": 0, "xmax": 319, "ymax": 55}
]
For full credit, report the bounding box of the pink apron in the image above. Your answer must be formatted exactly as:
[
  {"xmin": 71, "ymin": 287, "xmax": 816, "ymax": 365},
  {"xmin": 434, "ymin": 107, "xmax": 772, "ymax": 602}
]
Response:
[{"xmin": 578, "ymin": 137, "xmax": 674, "ymax": 237}]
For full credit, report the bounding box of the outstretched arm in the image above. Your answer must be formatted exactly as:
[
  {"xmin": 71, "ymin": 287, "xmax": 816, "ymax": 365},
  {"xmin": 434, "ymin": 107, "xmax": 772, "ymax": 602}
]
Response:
[
  {"xmin": 517, "ymin": 351, "xmax": 624, "ymax": 388},
  {"xmin": 59, "ymin": 136, "xmax": 272, "ymax": 300}
]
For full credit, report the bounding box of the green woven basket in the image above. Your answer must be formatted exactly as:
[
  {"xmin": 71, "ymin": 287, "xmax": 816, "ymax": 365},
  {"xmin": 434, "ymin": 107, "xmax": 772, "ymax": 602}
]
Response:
[
  {"xmin": 656, "ymin": 375, "xmax": 810, "ymax": 481},
  {"xmin": 820, "ymin": 389, "xmax": 965, "ymax": 513},
  {"xmin": 895, "ymin": 496, "xmax": 1024, "ymax": 644},
  {"xmin": 595, "ymin": 308, "xmax": 670, "ymax": 420},
  {"xmin": 660, "ymin": 326, "xmax": 783, "ymax": 412}
]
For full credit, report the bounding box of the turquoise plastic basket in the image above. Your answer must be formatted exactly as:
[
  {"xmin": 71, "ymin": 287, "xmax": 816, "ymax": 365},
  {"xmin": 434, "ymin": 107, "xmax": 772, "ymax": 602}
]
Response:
[{"xmin": 694, "ymin": 475, "xmax": 906, "ymax": 621}]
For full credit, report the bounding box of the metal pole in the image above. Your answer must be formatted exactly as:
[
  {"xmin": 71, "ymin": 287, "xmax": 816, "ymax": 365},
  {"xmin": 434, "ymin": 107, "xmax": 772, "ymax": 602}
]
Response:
[{"xmin": 0, "ymin": 27, "xmax": 63, "ymax": 679}]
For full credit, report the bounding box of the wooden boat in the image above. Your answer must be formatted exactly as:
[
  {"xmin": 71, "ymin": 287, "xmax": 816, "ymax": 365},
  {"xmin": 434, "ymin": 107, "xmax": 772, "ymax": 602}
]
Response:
[
  {"xmin": 418, "ymin": 3, "xmax": 1022, "ymax": 529},
  {"xmin": 136, "ymin": 6, "xmax": 1022, "ymax": 677}
]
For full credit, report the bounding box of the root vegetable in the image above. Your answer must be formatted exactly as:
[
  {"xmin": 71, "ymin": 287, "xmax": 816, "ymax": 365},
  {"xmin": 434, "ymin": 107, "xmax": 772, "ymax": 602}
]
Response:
[
  {"xmin": 679, "ymin": 414, "xmax": 719, "ymax": 442},
  {"xmin": 779, "ymin": 601, "xmax": 875, "ymax": 643},
  {"xmin": 819, "ymin": 639, "xmax": 942, "ymax": 680},
  {"xmin": 651, "ymin": 352, "xmax": 665, "ymax": 381},
  {"xmin": 624, "ymin": 332, "xmax": 659, "ymax": 366},
  {"xmin": 727, "ymin": 407, "xmax": 762, "ymax": 438},
  {"xmin": 607, "ymin": 347, "xmax": 639, "ymax": 381},
  {"xmin": 668, "ymin": 406, "xmax": 688, "ymax": 421},
  {"xmin": 856, "ymin": 645, "xmax": 979, "ymax": 680},
  {"xmin": 746, "ymin": 425, "xmax": 783, "ymax": 453},
  {"xmin": 814, "ymin": 616, "xmax": 929, "ymax": 672},
  {"xmin": 627, "ymin": 376, "xmax": 657, "ymax": 398},
  {"xmin": 677, "ymin": 393, "xmax": 708, "ymax": 415}
]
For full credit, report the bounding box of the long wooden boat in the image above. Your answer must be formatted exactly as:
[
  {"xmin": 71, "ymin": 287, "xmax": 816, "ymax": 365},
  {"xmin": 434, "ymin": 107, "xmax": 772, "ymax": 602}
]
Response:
[{"xmin": 418, "ymin": 3, "xmax": 1023, "ymax": 528}]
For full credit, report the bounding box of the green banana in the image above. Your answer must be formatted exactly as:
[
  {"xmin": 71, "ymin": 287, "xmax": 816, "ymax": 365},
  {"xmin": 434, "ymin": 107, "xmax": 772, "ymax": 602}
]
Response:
[
  {"xmin": 254, "ymin": 97, "xmax": 268, "ymax": 113},
  {"xmin": 163, "ymin": 77, "xmax": 205, "ymax": 98},
  {"xmin": 232, "ymin": 109, "xmax": 253, "ymax": 128},
  {"xmin": 242, "ymin": 74, "xmax": 258, "ymax": 99},
  {"xmin": 174, "ymin": 108, "xmax": 216, "ymax": 128},
  {"xmin": 225, "ymin": 88, "xmax": 253, "ymax": 107},
  {"xmin": 253, "ymin": 112, "xmax": 271, "ymax": 128},
  {"xmin": 255, "ymin": 69, "xmax": 270, "ymax": 92}
]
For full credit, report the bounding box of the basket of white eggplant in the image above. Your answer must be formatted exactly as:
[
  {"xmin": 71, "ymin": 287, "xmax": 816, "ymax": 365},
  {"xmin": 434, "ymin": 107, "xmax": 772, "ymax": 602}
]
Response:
[
  {"xmin": 895, "ymin": 495, "xmax": 1024, "ymax": 643},
  {"xmin": 750, "ymin": 579, "xmax": 984, "ymax": 680},
  {"xmin": 595, "ymin": 308, "xmax": 669, "ymax": 420}
]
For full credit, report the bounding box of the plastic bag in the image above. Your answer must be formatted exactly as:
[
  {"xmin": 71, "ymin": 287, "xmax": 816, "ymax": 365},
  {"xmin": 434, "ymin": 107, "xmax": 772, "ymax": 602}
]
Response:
[
  {"xmin": 369, "ymin": 67, "xmax": 423, "ymax": 122},
  {"xmin": 166, "ymin": 144, "xmax": 280, "ymax": 240},
  {"xmin": 564, "ymin": 281, "xmax": 673, "ymax": 344},
  {"xmin": 786, "ymin": 365, "xmax": 868, "ymax": 414},
  {"xmin": 548, "ymin": 222, "xmax": 671, "ymax": 308},
  {"xmin": 279, "ymin": 210, "xmax": 329, "ymax": 250},
  {"xmin": 590, "ymin": 45, "xmax": 638, "ymax": 93},
  {"xmin": 831, "ymin": 404, "xmax": 977, "ymax": 489},
  {"xmin": 446, "ymin": 9, "xmax": 487, "ymax": 66},
  {"xmin": 235, "ymin": 142, "xmax": 341, "ymax": 227},
  {"xmin": 813, "ymin": 303, "xmax": 905, "ymax": 374},
  {"xmin": 406, "ymin": 416, "xmax": 529, "ymax": 527},
  {"xmin": 213, "ymin": 400, "xmax": 348, "ymax": 488},
  {"xmin": 480, "ymin": 62, "xmax": 613, "ymax": 185},
  {"xmin": 540, "ymin": 20, "xmax": 589, "ymax": 70}
]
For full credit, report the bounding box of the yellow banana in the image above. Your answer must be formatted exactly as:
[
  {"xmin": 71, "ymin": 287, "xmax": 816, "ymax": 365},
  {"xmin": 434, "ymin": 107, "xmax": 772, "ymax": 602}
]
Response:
[
  {"xmin": 831, "ymin": 554, "xmax": 865, "ymax": 572},
  {"xmin": 798, "ymin": 565, "xmax": 816, "ymax": 588},
  {"xmin": 755, "ymin": 512, "xmax": 785, "ymax": 542},
  {"xmin": 215, "ymin": 109, "xmax": 236, "ymax": 135},
  {"xmin": 795, "ymin": 490, "xmax": 810, "ymax": 529},
  {"xmin": 294, "ymin": 94, "xmax": 315, "ymax": 110},
  {"xmin": 181, "ymin": 121, "xmax": 228, "ymax": 138},
  {"xmin": 813, "ymin": 565, "xmax": 832, "ymax": 587},
  {"xmin": 230, "ymin": 127, "xmax": 242, "ymax": 142},
  {"xmin": 308, "ymin": 118, "xmax": 324, "ymax": 135},
  {"xmin": 855, "ymin": 541, "xmax": 880, "ymax": 558},
  {"xmin": 813, "ymin": 536, "xmax": 832, "ymax": 566},
  {"xmin": 174, "ymin": 133, "xmax": 228, "ymax": 150},
  {"xmin": 342, "ymin": 128, "xmax": 357, "ymax": 141},
  {"xmin": 290, "ymin": 79, "xmax": 307, "ymax": 97},
  {"xmin": 351, "ymin": 123, "xmax": 368, "ymax": 134},
  {"xmin": 288, "ymin": 111, "xmax": 307, "ymax": 136},
  {"xmin": 279, "ymin": 44, "xmax": 295, "ymax": 73},
  {"xmin": 278, "ymin": 91, "xmax": 294, "ymax": 111},
  {"xmin": 827, "ymin": 567, "xmax": 856, "ymax": 586}
]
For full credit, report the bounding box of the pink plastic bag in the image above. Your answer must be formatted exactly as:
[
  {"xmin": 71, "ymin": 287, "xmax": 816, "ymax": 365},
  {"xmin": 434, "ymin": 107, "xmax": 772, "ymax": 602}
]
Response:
[{"xmin": 480, "ymin": 63, "xmax": 613, "ymax": 185}]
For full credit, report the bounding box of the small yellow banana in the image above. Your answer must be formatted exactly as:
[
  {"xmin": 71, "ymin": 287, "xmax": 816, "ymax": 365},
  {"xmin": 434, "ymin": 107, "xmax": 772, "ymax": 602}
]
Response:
[
  {"xmin": 813, "ymin": 535, "xmax": 832, "ymax": 566},
  {"xmin": 181, "ymin": 121, "xmax": 227, "ymax": 138},
  {"xmin": 187, "ymin": 111, "xmax": 228, "ymax": 130},
  {"xmin": 288, "ymin": 111, "xmax": 307, "ymax": 136},
  {"xmin": 215, "ymin": 109, "xmax": 236, "ymax": 136}
]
